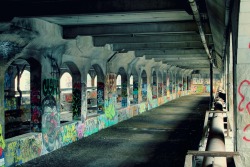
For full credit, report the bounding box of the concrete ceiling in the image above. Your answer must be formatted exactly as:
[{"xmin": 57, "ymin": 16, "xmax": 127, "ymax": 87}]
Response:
[{"xmin": 0, "ymin": 0, "xmax": 230, "ymax": 74}]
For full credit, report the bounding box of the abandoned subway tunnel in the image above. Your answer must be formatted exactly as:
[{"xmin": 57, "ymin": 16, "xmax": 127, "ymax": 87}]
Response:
[{"xmin": 0, "ymin": 0, "xmax": 249, "ymax": 166}]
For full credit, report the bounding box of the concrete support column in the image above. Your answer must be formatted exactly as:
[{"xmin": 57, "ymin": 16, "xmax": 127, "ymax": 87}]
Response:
[
  {"xmin": 121, "ymin": 75, "xmax": 128, "ymax": 107},
  {"xmin": 29, "ymin": 59, "xmax": 42, "ymax": 132},
  {"xmin": 132, "ymin": 75, "xmax": 139, "ymax": 104},
  {"xmin": 72, "ymin": 74, "xmax": 82, "ymax": 120},
  {"xmin": 80, "ymin": 70, "xmax": 87, "ymax": 122},
  {"xmin": 41, "ymin": 55, "xmax": 61, "ymax": 153},
  {"xmin": 104, "ymin": 73, "xmax": 117, "ymax": 120},
  {"xmin": 228, "ymin": 33, "xmax": 234, "ymax": 131},
  {"xmin": 235, "ymin": 0, "xmax": 250, "ymax": 165}
]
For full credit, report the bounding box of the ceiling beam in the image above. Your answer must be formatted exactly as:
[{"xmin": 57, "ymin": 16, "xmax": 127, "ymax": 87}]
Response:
[
  {"xmin": 143, "ymin": 54, "xmax": 208, "ymax": 59},
  {"xmin": 93, "ymin": 34, "xmax": 203, "ymax": 46},
  {"xmin": 135, "ymin": 49, "xmax": 206, "ymax": 56},
  {"xmin": 63, "ymin": 21, "xmax": 201, "ymax": 38},
  {"xmin": 112, "ymin": 42, "xmax": 204, "ymax": 51},
  {"xmin": 152, "ymin": 57, "xmax": 209, "ymax": 61}
]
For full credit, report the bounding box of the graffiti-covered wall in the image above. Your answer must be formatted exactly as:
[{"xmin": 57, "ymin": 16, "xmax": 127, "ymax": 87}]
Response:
[
  {"xmin": 4, "ymin": 133, "xmax": 42, "ymax": 166},
  {"xmin": 191, "ymin": 74, "xmax": 221, "ymax": 94}
]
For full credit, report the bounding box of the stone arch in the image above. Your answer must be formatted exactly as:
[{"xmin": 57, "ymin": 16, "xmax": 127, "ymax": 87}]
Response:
[
  {"xmin": 163, "ymin": 71, "xmax": 167, "ymax": 96},
  {"xmin": 141, "ymin": 70, "xmax": 147, "ymax": 102},
  {"xmin": 60, "ymin": 61, "xmax": 81, "ymax": 120},
  {"xmin": 117, "ymin": 67, "xmax": 128, "ymax": 108},
  {"xmin": 152, "ymin": 70, "xmax": 157, "ymax": 99},
  {"xmin": 87, "ymin": 64, "xmax": 105, "ymax": 114},
  {"xmin": 158, "ymin": 71, "xmax": 163, "ymax": 97}
]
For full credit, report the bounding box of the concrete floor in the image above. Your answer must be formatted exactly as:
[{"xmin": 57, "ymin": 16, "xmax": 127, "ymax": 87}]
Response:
[{"xmin": 21, "ymin": 94, "xmax": 209, "ymax": 167}]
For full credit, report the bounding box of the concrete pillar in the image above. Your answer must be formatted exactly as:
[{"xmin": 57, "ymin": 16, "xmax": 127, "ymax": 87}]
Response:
[
  {"xmin": 41, "ymin": 55, "xmax": 61, "ymax": 153},
  {"xmin": 132, "ymin": 75, "xmax": 139, "ymax": 104},
  {"xmin": 72, "ymin": 74, "xmax": 81, "ymax": 120},
  {"xmin": 235, "ymin": 0, "xmax": 250, "ymax": 165},
  {"xmin": 121, "ymin": 75, "xmax": 128, "ymax": 108},
  {"xmin": 29, "ymin": 58, "xmax": 42, "ymax": 132},
  {"xmin": 104, "ymin": 73, "xmax": 117, "ymax": 120},
  {"xmin": 80, "ymin": 70, "xmax": 87, "ymax": 122},
  {"xmin": 151, "ymin": 70, "xmax": 157, "ymax": 99}
]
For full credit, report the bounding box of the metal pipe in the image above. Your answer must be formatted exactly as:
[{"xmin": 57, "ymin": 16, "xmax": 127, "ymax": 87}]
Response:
[
  {"xmin": 188, "ymin": 0, "xmax": 213, "ymax": 64},
  {"xmin": 202, "ymin": 102, "xmax": 227, "ymax": 167}
]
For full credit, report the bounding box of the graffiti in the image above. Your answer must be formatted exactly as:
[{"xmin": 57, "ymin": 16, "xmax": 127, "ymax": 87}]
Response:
[
  {"xmin": 158, "ymin": 97, "xmax": 164, "ymax": 105},
  {"xmin": 133, "ymin": 82, "xmax": 138, "ymax": 104},
  {"xmin": 4, "ymin": 134, "xmax": 42, "ymax": 166},
  {"xmin": 4, "ymin": 97, "xmax": 17, "ymax": 110},
  {"xmin": 72, "ymin": 82, "xmax": 81, "ymax": 119},
  {"xmin": 42, "ymin": 79, "xmax": 59, "ymax": 96},
  {"xmin": 4, "ymin": 67, "xmax": 14, "ymax": 91},
  {"xmin": 0, "ymin": 42, "xmax": 21, "ymax": 59},
  {"xmin": 105, "ymin": 98, "xmax": 116, "ymax": 119},
  {"xmin": 60, "ymin": 123, "xmax": 77, "ymax": 146},
  {"xmin": 152, "ymin": 84, "xmax": 157, "ymax": 99},
  {"xmin": 121, "ymin": 83, "xmax": 128, "ymax": 107},
  {"xmin": 31, "ymin": 87, "xmax": 41, "ymax": 132},
  {"xmin": 169, "ymin": 81, "xmax": 172, "ymax": 94},
  {"xmin": 84, "ymin": 117, "xmax": 99, "ymax": 137},
  {"xmin": 191, "ymin": 85, "xmax": 204, "ymax": 93},
  {"xmin": 42, "ymin": 95, "xmax": 60, "ymax": 153},
  {"xmin": 130, "ymin": 105, "xmax": 139, "ymax": 116},
  {"xmin": 141, "ymin": 83, "xmax": 147, "ymax": 102},
  {"xmin": 4, "ymin": 141, "xmax": 20, "ymax": 166},
  {"xmin": 118, "ymin": 108, "xmax": 131, "ymax": 122},
  {"xmin": 81, "ymin": 82, "xmax": 87, "ymax": 122},
  {"xmin": 19, "ymin": 134, "xmax": 42, "ymax": 163},
  {"xmin": 162, "ymin": 83, "xmax": 166, "ymax": 96},
  {"xmin": 243, "ymin": 124, "xmax": 250, "ymax": 142},
  {"xmin": 139, "ymin": 103, "xmax": 147, "ymax": 114},
  {"xmin": 31, "ymin": 89, "xmax": 41, "ymax": 105},
  {"xmin": 104, "ymin": 74, "xmax": 117, "ymax": 119},
  {"xmin": 105, "ymin": 74, "xmax": 116, "ymax": 94},
  {"xmin": 64, "ymin": 93, "xmax": 72, "ymax": 102},
  {"xmin": 98, "ymin": 114, "xmax": 118, "ymax": 129},
  {"xmin": 0, "ymin": 125, "xmax": 5, "ymax": 167},
  {"xmin": 76, "ymin": 122, "xmax": 84, "ymax": 139},
  {"xmin": 97, "ymin": 82, "xmax": 104, "ymax": 114},
  {"xmin": 31, "ymin": 106, "xmax": 41, "ymax": 131},
  {"xmin": 238, "ymin": 80, "xmax": 250, "ymax": 114},
  {"xmin": 158, "ymin": 83, "xmax": 163, "ymax": 97},
  {"xmin": 237, "ymin": 80, "xmax": 250, "ymax": 143}
]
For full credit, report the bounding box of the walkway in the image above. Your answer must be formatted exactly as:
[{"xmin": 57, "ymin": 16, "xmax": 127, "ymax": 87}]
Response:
[{"xmin": 21, "ymin": 94, "xmax": 210, "ymax": 167}]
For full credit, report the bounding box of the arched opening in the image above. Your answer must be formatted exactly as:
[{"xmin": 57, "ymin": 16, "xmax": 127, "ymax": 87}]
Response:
[
  {"xmin": 141, "ymin": 70, "xmax": 147, "ymax": 102},
  {"xmin": 60, "ymin": 72, "xmax": 73, "ymax": 122},
  {"xmin": 152, "ymin": 71, "xmax": 157, "ymax": 99},
  {"xmin": 132, "ymin": 73, "xmax": 139, "ymax": 104},
  {"xmin": 116, "ymin": 67, "xmax": 128, "ymax": 108},
  {"xmin": 158, "ymin": 72, "xmax": 163, "ymax": 97},
  {"xmin": 60, "ymin": 62, "xmax": 81, "ymax": 122},
  {"xmin": 4, "ymin": 59, "xmax": 32, "ymax": 138},
  {"xmin": 163, "ymin": 72, "xmax": 167, "ymax": 96},
  {"xmin": 87, "ymin": 64, "xmax": 105, "ymax": 116},
  {"xmin": 169, "ymin": 72, "xmax": 173, "ymax": 94},
  {"xmin": 87, "ymin": 69, "xmax": 97, "ymax": 116}
]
